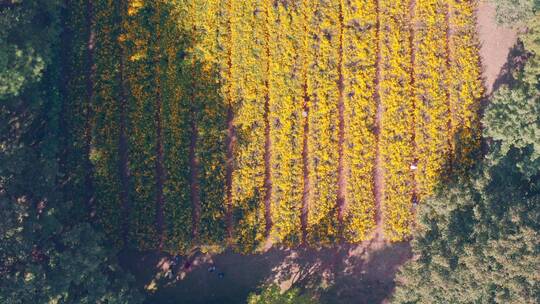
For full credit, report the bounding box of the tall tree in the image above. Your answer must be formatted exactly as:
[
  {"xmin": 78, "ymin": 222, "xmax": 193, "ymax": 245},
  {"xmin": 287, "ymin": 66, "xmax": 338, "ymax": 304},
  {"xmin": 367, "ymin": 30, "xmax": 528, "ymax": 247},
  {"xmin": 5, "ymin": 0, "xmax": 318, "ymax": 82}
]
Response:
[
  {"xmin": 490, "ymin": 0, "xmax": 538, "ymax": 27},
  {"xmin": 0, "ymin": 1, "xmax": 51, "ymax": 99}
]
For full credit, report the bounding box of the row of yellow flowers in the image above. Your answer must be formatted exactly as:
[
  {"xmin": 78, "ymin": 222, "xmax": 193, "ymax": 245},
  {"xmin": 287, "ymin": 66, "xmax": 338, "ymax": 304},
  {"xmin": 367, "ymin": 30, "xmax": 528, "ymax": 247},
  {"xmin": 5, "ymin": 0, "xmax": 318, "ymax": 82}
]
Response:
[
  {"xmin": 224, "ymin": 0, "xmax": 268, "ymax": 252},
  {"xmin": 448, "ymin": 0, "xmax": 483, "ymax": 171},
  {"xmin": 304, "ymin": 0, "xmax": 341, "ymax": 246},
  {"xmin": 342, "ymin": 0, "xmax": 378, "ymax": 243},
  {"xmin": 379, "ymin": 0, "xmax": 415, "ymax": 241},
  {"xmin": 267, "ymin": 3, "xmax": 304, "ymax": 245},
  {"xmin": 413, "ymin": 0, "xmax": 452, "ymax": 201}
]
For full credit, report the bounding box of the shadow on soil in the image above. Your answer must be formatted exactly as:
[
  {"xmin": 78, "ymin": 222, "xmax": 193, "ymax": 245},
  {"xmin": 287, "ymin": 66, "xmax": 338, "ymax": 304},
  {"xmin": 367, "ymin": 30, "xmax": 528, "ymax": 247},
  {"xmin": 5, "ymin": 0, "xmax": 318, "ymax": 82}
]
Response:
[
  {"xmin": 491, "ymin": 41, "xmax": 530, "ymax": 94},
  {"xmin": 121, "ymin": 241, "xmax": 411, "ymax": 304}
]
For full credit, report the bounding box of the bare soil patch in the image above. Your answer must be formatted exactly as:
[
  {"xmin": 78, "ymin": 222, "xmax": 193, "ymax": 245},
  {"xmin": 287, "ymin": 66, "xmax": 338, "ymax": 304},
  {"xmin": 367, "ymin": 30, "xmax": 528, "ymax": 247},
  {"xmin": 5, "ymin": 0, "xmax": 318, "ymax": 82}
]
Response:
[
  {"xmin": 124, "ymin": 240, "xmax": 411, "ymax": 304},
  {"xmin": 477, "ymin": 1, "xmax": 518, "ymax": 94},
  {"xmin": 301, "ymin": 90, "xmax": 310, "ymax": 243},
  {"xmin": 373, "ymin": 0, "xmax": 385, "ymax": 241}
]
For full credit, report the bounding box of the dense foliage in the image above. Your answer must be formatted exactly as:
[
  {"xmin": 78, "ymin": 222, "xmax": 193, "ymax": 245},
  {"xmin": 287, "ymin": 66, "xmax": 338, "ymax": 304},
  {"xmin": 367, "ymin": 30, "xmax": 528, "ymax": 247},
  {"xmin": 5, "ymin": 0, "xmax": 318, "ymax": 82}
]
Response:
[
  {"xmin": 0, "ymin": 1, "xmax": 142, "ymax": 302},
  {"xmin": 492, "ymin": 0, "xmax": 539, "ymax": 26},
  {"xmin": 246, "ymin": 284, "xmax": 317, "ymax": 304},
  {"xmin": 0, "ymin": 1, "xmax": 53, "ymax": 98},
  {"xmin": 392, "ymin": 10, "xmax": 540, "ymax": 303}
]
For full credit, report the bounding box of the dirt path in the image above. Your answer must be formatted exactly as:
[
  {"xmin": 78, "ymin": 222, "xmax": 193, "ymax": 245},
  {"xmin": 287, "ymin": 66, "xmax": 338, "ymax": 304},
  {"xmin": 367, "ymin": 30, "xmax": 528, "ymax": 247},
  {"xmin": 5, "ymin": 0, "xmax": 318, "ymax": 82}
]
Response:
[
  {"xmin": 373, "ymin": 0, "xmax": 385, "ymax": 241},
  {"xmin": 409, "ymin": 0, "xmax": 419, "ymax": 212},
  {"xmin": 300, "ymin": 5, "xmax": 311, "ymax": 245},
  {"xmin": 118, "ymin": 0, "xmax": 131, "ymax": 245},
  {"xmin": 301, "ymin": 81, "xmax": 310, "ymax": 244},
  {"xmin": 154, "ymin": 36, "xmax": 165, "ymax": 249},
  {"xmin": 263, "ymin": 6, "xmax": 274, "ymax": 239},
  {"xmin": 476, "ymin": 1, "xmax": 517, "ymax": 94},
  {"xmin": 225, "ymin": 107, "xmax": 235, "ymax": 242},
  {"xmin": 263, "ymin": 94, "xmax": 273, "ymax": 238},
  {"xmin": 336, "ymin": 0, "xmax": 347, "ymax": 229},
  {"xmin": 84, "ymin": 0, "xmax": 96, "ymax": 218},
  {"xmin": 189, "ymin": 113, "xmax": 201, "ymax": 240},
  {"xmin": 188, "ymin": 56, "xmax": 202, "ymax": 240},
  {"xmin": 154, "ymin": 86, "xmax": 165, "ymax": 250},
  {"xmin": 224, "ymin": 1, "xmax": 235, "ymax": 242}
]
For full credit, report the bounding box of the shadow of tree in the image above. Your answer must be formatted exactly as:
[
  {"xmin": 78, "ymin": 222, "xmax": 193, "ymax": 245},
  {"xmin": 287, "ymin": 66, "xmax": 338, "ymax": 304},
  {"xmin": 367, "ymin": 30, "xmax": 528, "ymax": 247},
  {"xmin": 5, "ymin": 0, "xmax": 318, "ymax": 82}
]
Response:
[
  {"xmin": 269, "ymin": 242, "xmax": 412, "ymax": 304},
  {"xmin": 90, "ymin": 0, "xmax": 231, "ymax": 253},
  {"xmin": 318, "ymin": 243, "xmax": 411, "ymax": 304},
  {"xmin": 124, "ymin": 248, "xmax": 288, "ymax": 304},
  {"xmin": 123, "ymin": 241, "xmax": 411, "ymax": 304},
  {"xmin": 491, "ymin": 41, "xmax": 530, "ymax": 94}
]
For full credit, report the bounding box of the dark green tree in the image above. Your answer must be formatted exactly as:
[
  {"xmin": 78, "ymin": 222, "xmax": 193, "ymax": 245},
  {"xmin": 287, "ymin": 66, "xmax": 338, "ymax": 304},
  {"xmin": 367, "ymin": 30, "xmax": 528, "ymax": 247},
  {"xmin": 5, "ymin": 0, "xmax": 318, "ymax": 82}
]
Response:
[
  {"xmin": 246, "ymin": 284, "xmax": 317, "ymax": 304},
  {"xmin": 521, "ymin": 15, "xmax": 540, "ymax": 87},
  {"xmin": 0, "ymin": 1, "xmax": 61, "ymax": 99},
  {"xmin": 484, "ymin": 86, "xmax": 540, "ymax": 161},
  {"xmin": 490, "ymin": 0, "xmax": 539, "ymax": 27}
]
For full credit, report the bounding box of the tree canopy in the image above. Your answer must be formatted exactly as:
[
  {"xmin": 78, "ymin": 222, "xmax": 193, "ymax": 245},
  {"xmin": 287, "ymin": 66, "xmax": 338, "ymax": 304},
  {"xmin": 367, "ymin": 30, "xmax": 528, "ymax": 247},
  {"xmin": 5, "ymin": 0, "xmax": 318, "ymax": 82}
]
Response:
[
  {"xmin": 0, "ymin": 1, "xmax": 60, "ymax": 99},
  {"xmin": 246, "ymin": 284, "xmax": 317, "ymax": 304},
  {"xmin": 491, "ymin": 0, "xmax": 539, "ymax": 27}
]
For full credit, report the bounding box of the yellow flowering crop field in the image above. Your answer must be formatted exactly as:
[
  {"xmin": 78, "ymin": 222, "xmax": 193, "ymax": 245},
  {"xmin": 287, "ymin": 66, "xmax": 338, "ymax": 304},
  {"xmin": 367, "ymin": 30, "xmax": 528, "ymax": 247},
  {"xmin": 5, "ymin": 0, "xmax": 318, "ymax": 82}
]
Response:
[{"xmin": 67, "ymin": 0, "xmax": 483, "ymax": 253}]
